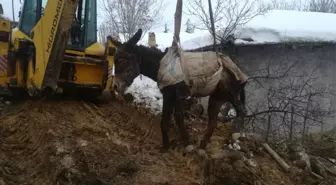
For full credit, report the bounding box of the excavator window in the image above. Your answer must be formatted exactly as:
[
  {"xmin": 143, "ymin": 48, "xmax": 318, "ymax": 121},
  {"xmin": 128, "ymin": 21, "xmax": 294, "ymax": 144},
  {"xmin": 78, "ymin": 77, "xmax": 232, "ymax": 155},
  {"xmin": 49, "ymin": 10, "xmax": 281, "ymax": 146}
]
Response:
[
  {"xmin": 69, "ymin": 0, "xmax": 97, "ymax": 50},
  {"xmin": 18, "ymin": 0, "xmax": 97, "ymax": 51}
]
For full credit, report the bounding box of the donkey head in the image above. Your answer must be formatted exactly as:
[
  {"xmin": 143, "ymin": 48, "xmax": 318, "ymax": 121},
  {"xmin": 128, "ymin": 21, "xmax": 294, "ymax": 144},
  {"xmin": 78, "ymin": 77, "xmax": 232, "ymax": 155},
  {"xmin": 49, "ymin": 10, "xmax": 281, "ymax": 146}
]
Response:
[{"xmin": 108, "ymin": 29, "xmax": 143, "ymax": 94}]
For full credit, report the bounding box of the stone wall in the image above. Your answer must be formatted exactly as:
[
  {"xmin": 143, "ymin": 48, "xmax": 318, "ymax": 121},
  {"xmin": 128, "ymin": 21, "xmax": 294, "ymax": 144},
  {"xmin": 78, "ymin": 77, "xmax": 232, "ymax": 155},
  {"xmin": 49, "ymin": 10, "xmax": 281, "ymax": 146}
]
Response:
[{"xmin": 194, "ymin": 42, "xmax": 336, "ymax": 133}]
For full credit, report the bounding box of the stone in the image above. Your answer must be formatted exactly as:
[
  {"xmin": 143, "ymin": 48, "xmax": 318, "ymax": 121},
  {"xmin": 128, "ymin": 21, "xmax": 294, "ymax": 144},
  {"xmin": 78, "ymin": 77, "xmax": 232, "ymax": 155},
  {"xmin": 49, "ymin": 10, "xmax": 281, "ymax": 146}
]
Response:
[
  {"xmin": 245, "ymin": 159, "xmax": 258, "ymax": 168},
  {"xmin": 185, "ymin": 145, "xmax": 195, "ymax": 153},
  {"xmin": 293, "ymin": 160, "xmax": 308, "ymax": 170},
  {"xmin": 289, "ymin": 141, "xmax": 304, "ymax": 153},
  {"xmin": 61, "ymin": 155, "xmax": 75, "ymax": 169},
  {"xmin": 246, "ymin": 133, "xmax": 264, "ymax": 145},
  {"xmin": 197, "ymin": 149, "xmax": 206, "ymax": 157},
  {"xmin": 232, "ymin": 143, "xmax": 241, "ymax": 151},
  {"xmin": 311, "ymin": 156, "xmax": 327, "ymax": 177},
  {"xmin": 232, "ymin": 133, "xmax": 241, "ymax": 141},
  {"xmin": 228, "ymin": 150, "xmax": 243, "ymax": 163},
  {"xmin": 239, "ymin": 143, "xmax": 249, "ymax": 153},
  {"xmin": 327, "ymin": 166, "xmax": 336, "ymax": 176},
  {"xmin": 123, "ymin": 93, "xmax": 135, "ymax": 103}
]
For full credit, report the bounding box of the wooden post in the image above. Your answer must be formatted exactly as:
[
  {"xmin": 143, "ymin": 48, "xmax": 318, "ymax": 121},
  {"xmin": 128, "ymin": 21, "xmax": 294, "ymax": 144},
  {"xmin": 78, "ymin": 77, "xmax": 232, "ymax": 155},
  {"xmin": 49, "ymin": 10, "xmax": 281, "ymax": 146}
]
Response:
[
  {"xmin": 263, "ymin": 143, "xmax": 290, "ymax": 172},
  {"xmin": 172, "ymin": 0, "xmax": 183, "ymax": 46},
  {"xmin": 208, "ymin": 0, "xmax": 217, "ymax": 50}
]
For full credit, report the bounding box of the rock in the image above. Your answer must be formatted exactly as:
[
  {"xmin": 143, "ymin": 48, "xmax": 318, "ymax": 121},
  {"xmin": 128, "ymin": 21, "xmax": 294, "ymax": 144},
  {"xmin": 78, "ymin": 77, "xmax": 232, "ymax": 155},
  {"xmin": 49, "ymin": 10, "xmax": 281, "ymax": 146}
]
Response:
[
  {"xmin": 227, "ymin": 150, "xmax": 244, "ymax": 163},
  {"xmin": 239, "ymin": 143, "xmax": 249, "ymax": 153},
  {"xmin": 189, "ymin": 103, "xmax": 204, "ymax": 116},
  {"xmin": 311, "ymin": 157, "xmax": 325, "ymax": 176},
  {"xmin": 232, "ymin": 133, "xmax": 241, "ymax": 141},
  {"xmin": 248, "ymin": 151, "xmax": 254, "ymax": 158},
  {"xmin": 294, "ymin": 160, "xmax": 308, "ymax": 170},
  {"xmin": 327, "ymin": 166, "xmax": 336, "ymax": 176},
  {"xmin": 197, "ymin": 149, "xmax": 206, "ymax": 157},
  {"xmin": 123, "ymin": 93, "xmax": 134, "ymax": 103},
  {"xmin": 185, "ymin": 145, "xmax": 195, "ymax": 153},
  {"xmin": 245, "ymin": 159, "xmax": 258, "ymax": 168},
  {"xmin": 116, "ymin": 160, "xmax": 139, "ymax": 176},
  {"xmin": 61, "ymin": 155, "xmax": 76, "ymax": 169},
  {"xmin": 210, "ymin": 149, "xmax": 230, "ymax": 159},
  {"xmin": 245, "ymin": 133, "xmax": 264, "ymax": 145},
  {"xmin": 77, "ymin": 139, "xmax": 88, "ymax": 147},
  {"xmin": 289, "ymin": 141, "xmax": 304, "ymax": 153},
  {"xmin": 4, "ymin": 101, "xmax": 11, "ymax": 105},
  {"xmin": 233, "ymin": 160, "xmax": 245, "ymax": 170},
  {"xmin": 232, "ymin": 143, "xmax": 241, "ymax": 151}
]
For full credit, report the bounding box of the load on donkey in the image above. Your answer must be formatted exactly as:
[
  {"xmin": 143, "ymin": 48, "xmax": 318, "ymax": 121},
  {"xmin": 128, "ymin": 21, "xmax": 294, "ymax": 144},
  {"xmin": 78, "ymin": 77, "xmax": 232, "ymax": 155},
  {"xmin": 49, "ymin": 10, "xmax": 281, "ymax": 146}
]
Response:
[{"xmin": 109, "ymin": 0, "xmax": 249, "ymax": 154}]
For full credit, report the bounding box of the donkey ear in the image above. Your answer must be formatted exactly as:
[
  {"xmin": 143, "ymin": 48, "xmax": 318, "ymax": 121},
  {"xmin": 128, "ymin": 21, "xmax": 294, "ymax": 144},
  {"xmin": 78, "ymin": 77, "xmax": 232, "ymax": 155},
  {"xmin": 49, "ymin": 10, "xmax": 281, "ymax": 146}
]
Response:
[{"xmin": 127, "ymin": 29, "xmax": 143, "ymax": 46}]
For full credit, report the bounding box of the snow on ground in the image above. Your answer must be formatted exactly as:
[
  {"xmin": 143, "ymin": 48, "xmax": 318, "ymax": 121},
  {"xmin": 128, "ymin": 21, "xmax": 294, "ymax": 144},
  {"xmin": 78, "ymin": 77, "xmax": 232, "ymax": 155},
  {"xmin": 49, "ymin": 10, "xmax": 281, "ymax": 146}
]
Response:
[
  {"xmin": 125, "ymin": 10, "xmax": 336, "ymax": 114},
  {"xmin": 125, "ymin": 76, "xmax": 163, "ymax": 115}
]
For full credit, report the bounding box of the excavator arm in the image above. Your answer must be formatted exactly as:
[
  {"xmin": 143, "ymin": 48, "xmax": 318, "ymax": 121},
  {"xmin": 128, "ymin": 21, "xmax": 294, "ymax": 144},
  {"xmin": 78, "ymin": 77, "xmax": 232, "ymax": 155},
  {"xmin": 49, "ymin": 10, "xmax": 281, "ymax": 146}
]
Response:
[{"xmin": 27, "ymin": 0, "xmax": 79, "ymax": 96}]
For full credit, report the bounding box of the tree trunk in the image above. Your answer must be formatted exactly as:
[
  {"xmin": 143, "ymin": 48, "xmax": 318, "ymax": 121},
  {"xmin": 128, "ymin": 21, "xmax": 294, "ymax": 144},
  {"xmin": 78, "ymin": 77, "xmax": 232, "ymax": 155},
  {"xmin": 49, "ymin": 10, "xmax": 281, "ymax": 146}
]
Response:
[
  {"xmin": 302, "ymin": 95, "xmax": 312, "ymax": 141},
  {"xmin": 289, "ymin": 106, "xmax": 294, "ymax": 142},
  {"xmin": 265, "ymin": 114, "xmax": 271, "ymax": 142}
]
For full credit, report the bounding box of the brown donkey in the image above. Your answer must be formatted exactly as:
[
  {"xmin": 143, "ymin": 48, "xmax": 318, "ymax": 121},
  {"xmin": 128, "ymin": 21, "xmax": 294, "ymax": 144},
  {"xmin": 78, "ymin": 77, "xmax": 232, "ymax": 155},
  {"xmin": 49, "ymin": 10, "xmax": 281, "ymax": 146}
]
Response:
[{"xmin": 109, "ymin": 29, "xmax": 248, "ymax": 153}]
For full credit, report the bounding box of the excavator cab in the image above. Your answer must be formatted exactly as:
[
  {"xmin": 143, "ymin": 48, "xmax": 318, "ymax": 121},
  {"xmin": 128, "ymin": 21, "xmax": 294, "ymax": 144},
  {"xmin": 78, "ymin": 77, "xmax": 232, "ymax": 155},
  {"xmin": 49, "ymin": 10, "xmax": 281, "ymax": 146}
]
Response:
[{"xmin": 19, "ymin": 0, "xmax": 97, "ymax": 51}]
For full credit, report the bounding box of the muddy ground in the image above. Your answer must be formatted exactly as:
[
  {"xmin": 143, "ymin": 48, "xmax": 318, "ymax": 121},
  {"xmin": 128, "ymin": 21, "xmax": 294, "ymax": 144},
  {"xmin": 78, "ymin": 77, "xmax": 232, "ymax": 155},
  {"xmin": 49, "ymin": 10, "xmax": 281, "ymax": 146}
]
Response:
[{"xmin": 0, "ymin": 93, "xmax": 304, "ymax": 185}]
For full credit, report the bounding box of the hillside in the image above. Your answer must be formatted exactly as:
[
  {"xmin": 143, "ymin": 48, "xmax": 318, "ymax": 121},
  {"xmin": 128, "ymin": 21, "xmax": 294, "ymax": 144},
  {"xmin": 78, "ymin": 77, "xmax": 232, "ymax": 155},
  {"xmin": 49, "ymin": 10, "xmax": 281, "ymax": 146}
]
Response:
[{"xmin": 1, "ymin": 94, "xmax": 334, "ymax": 185}]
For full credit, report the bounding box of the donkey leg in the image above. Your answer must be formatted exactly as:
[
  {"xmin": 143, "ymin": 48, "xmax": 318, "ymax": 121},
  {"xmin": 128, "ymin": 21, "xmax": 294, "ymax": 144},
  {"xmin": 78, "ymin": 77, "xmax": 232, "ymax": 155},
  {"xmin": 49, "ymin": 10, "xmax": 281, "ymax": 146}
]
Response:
[
  {"xmin": 174, "ymin": 90, "xmax": 190, "ymax": 147},
  {"xmin": 231, "ymin": 97, "xmax": 246, "ymax": 133},
  {"xmin": 200, "ymin": 94, "xmax": 223, "ymax": 149},
  {"xmin": 160, "ymin": 93, "xmax": 175, "ymax": 152}
]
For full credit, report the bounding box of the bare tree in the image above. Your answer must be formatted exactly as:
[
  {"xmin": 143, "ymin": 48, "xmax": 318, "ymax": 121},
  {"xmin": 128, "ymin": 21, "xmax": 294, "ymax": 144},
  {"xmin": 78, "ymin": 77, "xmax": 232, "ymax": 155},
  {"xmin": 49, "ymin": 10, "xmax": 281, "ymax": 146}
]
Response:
[
  {"xmin": 268, "ymin": 0, "xmax": 309, "ymax": 11},
  {"xmin": 185, "ymin": 0, "xmax": 269, "ymax": 42},
  {"xmin": 101, "ymin": 0, "xmax": 166, "ymax": 41},
  {"xmin": 240, "ymin": 46, "xmax": 336, "ymax": 143},
  {"xmin": 98, "ymin": 22, "xmax": 117, "ymax": 44},
  {"xmin": 307, "ymin": 0, "xmax": 336, "ymax": 13},
  {"xmin": 268, "ymin": 0, "xmax": 336, "ymax": 13}
]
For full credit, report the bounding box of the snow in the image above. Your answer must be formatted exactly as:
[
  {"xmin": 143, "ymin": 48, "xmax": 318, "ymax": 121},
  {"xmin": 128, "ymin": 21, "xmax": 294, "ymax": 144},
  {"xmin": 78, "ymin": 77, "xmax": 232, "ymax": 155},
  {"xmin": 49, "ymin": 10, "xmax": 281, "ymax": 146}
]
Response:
[
  {"xmin": 125, "ymin": 76, "xmax": 163, "ymax": 115},
  {"xmin": 123, "ymin": 10, "xmax": 336, "ymax": 114},
  {"xmin": 182, "ymin": 10, "xmax": 336, "ymax": 50},
  {"xmin": 234, "ymin": 10, "xmax": 336, "ymax": 44}
]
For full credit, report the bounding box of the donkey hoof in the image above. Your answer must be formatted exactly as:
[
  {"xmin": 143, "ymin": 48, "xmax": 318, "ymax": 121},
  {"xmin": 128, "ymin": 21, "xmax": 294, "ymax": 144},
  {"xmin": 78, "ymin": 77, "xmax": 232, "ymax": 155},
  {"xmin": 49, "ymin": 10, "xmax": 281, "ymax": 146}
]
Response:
[
  {"xmin": 184, "ymin": 145, "xmax": 195, "ymax": 153},
  {"xmin": 197, "ymin": 149, "xmax": 206, "ymax": 157}
]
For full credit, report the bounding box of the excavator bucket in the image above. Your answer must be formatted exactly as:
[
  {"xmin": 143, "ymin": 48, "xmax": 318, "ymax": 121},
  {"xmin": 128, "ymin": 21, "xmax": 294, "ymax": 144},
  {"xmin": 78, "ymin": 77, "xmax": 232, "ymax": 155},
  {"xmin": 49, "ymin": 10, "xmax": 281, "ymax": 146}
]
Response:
[{"xmin": 27, "ymin": 0, "xmax": 79, "ymax": 95}]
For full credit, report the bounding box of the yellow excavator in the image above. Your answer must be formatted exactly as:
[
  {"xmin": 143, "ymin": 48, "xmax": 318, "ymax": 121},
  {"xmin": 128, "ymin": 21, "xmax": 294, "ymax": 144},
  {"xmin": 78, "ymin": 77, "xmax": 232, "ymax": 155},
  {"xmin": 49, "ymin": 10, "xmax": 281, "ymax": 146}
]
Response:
[{"xmin": 0, "ymin": 0, "xmax": 116, "ymax": 98}]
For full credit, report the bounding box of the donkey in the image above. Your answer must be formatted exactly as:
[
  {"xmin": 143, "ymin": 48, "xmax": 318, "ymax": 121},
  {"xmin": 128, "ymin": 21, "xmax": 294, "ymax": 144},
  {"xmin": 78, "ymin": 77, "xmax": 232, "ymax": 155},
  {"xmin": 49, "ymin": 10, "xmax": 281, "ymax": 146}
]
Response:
[{"xmin": 109, "ymin": 29, "xmax": 248, "ymax": 153}]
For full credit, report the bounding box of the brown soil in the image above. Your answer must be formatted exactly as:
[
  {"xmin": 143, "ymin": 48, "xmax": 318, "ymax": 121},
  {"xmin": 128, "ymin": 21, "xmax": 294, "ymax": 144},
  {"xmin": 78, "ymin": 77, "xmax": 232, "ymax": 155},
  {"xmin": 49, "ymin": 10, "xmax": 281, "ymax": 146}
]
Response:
[{"xmin": 0, "ymin": 94, "xmax": 305, "ymax": 185}]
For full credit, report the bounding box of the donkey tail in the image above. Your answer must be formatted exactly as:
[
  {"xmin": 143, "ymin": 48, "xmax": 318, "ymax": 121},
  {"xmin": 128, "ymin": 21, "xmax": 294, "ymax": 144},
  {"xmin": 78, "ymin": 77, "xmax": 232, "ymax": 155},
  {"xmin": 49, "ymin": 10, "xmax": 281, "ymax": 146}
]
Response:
[
  {"xmin": 239, "ymin": 88, "xmax": 246, "ymax": 106},
  {"xmin": 239, "ymin": 82, "xmax": 247, "ymax": 106}
]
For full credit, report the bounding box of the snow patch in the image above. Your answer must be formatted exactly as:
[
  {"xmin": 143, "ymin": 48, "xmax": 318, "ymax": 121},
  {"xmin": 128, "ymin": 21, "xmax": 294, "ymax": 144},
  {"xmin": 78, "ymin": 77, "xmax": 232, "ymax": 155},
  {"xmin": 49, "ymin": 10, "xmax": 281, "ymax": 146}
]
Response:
[{"xmin": 125, "ymin": 76, "xmax": 162, "ymax": 114}]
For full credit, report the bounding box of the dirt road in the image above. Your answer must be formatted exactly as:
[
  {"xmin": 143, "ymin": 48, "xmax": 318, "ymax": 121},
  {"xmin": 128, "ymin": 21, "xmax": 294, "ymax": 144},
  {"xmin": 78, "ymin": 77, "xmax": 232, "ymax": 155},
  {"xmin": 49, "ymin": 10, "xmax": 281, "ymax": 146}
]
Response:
[
  {"xmin": 0, "ymin": 94, "xmax": 303, "ymax": 185},
  {"xmin": 0, "ymin": 94, "xmax": 218, "ymax": 185}
]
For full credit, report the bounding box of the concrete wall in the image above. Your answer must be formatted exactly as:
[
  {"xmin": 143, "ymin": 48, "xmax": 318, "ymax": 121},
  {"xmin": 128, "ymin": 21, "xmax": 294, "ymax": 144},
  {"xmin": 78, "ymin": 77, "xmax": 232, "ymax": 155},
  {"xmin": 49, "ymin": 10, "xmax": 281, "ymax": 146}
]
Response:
[{"xmin": 195, "ymin": 42, "xmax": 336, "ymax": 133}]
